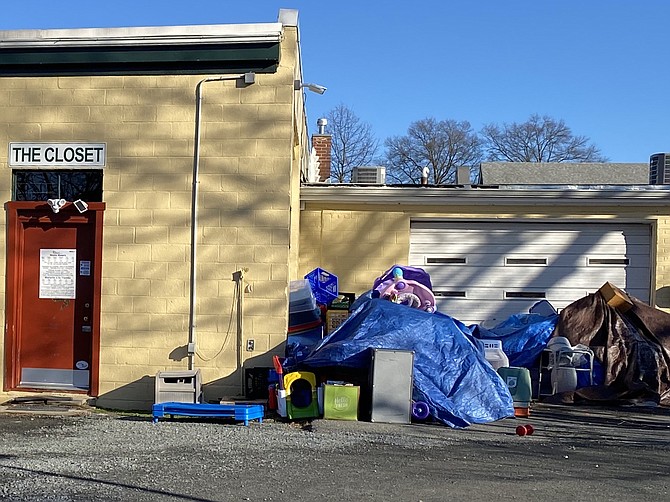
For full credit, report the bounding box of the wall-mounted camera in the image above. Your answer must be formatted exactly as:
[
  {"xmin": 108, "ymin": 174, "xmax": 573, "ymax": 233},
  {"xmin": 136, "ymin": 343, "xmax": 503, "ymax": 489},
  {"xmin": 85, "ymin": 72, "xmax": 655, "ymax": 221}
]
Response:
[
  {"xmin": 73, "ymin": 199, "xmax": 88, "ymax": 213},
  {"xmin": 47, "ymin": 198, "xmax": 67, "ymax": 213}
]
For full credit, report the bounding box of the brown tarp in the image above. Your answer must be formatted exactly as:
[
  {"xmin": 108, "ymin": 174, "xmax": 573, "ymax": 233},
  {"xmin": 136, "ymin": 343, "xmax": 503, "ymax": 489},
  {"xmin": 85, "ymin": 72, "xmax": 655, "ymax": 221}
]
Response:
[{"xmin": 554, "ymin": 292, "xmax": 670, "ymax": 406}]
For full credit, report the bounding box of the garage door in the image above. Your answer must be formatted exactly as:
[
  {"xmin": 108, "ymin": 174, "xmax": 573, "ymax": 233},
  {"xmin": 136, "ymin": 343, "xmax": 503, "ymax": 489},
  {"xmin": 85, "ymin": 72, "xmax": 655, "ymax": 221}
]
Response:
[{"xmin": 409, "ymin": 221, "xmax": 651, "ymax": 325}]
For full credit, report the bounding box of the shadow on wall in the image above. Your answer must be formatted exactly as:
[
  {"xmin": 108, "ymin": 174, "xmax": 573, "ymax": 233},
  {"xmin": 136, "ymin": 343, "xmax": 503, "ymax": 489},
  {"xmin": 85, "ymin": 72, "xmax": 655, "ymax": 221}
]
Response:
[
  {"xmin": 203, "ymin": 351, "xmax": 281, "ymax": 403},
  {"xmin": 94, "ymin": 375, "xmax": 156, "ymax": 412},
  {"xmin": 169, "ymin": 345, "xmax": 189, "ymax": 362},
  {"xmin": 93, "ymin": 351, "xmax": 283, "ymax": 412}
]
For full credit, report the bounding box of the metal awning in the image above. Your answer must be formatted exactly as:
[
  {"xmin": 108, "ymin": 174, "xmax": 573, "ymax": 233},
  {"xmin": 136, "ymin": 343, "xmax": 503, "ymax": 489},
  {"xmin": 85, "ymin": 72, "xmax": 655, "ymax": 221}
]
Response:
[
  {"xmin": 300, "ymin": 184, "xmax": 670, "ymax": 207},
  {"xmin": 0, "ymin": 23, "xmax": 283, "ymax": 76}
]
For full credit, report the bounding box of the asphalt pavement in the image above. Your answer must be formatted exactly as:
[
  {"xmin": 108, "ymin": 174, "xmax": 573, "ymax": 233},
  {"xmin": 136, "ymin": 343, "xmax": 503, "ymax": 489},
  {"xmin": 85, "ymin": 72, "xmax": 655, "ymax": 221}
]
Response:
[{"xmin": 0, "ymin": 402, "xmax": 668, "ymax": 501}]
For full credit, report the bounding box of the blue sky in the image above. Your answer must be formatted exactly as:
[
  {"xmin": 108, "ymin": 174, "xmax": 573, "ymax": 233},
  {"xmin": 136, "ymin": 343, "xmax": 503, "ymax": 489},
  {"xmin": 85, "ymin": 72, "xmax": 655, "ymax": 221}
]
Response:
[{"xmin": 2, "ymin": 1, "xmax": 668, "ymax": 162}]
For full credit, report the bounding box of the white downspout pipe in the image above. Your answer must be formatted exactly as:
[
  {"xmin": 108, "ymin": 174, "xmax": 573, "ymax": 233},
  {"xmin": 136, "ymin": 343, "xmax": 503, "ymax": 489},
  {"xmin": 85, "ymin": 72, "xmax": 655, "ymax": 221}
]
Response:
[{"xmin": 188, "ymin": 73, "xmax": 255, "ymax": 371}]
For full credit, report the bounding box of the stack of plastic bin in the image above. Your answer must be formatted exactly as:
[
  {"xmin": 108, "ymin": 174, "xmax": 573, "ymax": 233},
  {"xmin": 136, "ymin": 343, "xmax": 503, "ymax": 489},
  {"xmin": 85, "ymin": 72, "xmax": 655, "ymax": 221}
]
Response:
[{"xmin": 287, "ymin": 280, "xmax": 323, "ymax": 363}]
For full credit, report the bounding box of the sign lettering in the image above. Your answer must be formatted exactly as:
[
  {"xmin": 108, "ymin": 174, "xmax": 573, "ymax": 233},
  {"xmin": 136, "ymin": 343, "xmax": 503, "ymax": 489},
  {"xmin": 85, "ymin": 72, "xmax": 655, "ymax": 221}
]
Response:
[{"xmin": 8, "ymin": 143, "xmax": 106, "ymax": 167}]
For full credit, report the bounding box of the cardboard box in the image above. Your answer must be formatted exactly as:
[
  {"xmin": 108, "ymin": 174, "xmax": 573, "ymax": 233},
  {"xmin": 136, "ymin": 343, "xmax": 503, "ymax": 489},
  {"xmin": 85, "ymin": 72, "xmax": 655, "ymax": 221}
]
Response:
[
  {"xmin": 326, "ymin": 309, "xmax": 350, "ymax": 334},
  {"xmin": 598, "ymin": 282, "xmax": 633, "ymax": 312},
  {"xmin": 323, "ymin": 384, "xmax": 360, "ymax": 421}
]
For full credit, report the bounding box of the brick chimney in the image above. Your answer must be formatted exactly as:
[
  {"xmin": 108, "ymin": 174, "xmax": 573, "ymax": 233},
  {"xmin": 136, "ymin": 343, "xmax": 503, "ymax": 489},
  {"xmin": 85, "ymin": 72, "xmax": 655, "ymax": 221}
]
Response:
[{"xmin": 312, "ymin": 118, "xmax": 331, "ymax": 182}]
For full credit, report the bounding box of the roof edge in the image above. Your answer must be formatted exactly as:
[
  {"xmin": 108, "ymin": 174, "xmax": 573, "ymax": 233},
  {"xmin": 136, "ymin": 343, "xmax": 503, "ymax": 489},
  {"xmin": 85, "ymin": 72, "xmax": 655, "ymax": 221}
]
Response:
[
  {"xmin": 300, "ymin": 185, "xmax": 670, "ymax": 207},
  {"xmin": 0, "ymin": 23, "xmax": 284, "ymax": 48}
]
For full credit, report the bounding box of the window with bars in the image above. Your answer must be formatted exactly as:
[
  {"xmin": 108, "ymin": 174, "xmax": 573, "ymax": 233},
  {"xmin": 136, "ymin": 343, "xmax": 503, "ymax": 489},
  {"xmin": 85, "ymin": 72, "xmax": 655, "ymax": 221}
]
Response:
[{"xmin": 13, "ymin": 170, "xmax": 103, "ymax": 202}]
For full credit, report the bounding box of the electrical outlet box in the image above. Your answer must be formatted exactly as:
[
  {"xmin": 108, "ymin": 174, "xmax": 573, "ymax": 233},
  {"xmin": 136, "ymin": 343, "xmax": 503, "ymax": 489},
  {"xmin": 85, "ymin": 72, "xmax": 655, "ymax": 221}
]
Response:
[{"xmin": 246, "ymin": 339, "xmax": 255, "ymax": 351}]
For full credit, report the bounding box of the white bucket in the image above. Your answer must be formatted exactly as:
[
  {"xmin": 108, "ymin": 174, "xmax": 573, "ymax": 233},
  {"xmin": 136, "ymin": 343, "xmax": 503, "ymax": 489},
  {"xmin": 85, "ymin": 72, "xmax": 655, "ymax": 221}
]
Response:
[{"xmin": 552, "ymin": 367, "xmax": 578, "ymax": 394}]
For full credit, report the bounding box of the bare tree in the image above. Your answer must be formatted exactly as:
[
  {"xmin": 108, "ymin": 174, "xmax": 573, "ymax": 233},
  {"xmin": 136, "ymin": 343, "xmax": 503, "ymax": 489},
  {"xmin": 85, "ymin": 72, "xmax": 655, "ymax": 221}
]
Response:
[
  {"xmin": 385, "ymin": 118, "xmax": 482, "ymax": 184},
  {"xmin": 326, "ymin": 104, "xmax": 379, "ymax": 182},
  {"xmin": 481, "ymin": 114, "xmax": 608, "ymax": 162}
]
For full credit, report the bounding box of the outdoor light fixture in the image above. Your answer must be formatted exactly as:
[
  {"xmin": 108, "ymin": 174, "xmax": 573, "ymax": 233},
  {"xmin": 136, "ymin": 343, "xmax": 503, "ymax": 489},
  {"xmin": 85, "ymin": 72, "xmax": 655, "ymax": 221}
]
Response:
[
  {"xmin": 46, "ymin": 198, "xmax": 67, "ymax": 213},
  {"xmin": 294, "ymin": 79, "xmax": 327, "ymax": 94},
  {"xmin": 73, "ymin": 199, "xmax": 89, "ymax": 213}
]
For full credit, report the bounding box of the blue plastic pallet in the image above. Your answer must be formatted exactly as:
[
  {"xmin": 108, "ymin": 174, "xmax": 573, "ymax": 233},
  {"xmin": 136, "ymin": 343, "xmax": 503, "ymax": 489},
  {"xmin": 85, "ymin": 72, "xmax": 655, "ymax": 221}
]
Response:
[{"xmin": 152, "ymin": 402, "xmax": 264, "ymax": 426}]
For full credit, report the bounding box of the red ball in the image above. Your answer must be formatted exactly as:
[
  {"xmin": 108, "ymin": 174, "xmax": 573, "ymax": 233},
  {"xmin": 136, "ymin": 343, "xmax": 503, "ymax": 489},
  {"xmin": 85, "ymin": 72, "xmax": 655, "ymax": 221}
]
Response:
[
  {"xmin": 515, "ymin": 425, "xmax": 527, "ymax": 436},
  {"xmin": 525, "ymin": 424, "xmax": 534, "ymax": 435}
]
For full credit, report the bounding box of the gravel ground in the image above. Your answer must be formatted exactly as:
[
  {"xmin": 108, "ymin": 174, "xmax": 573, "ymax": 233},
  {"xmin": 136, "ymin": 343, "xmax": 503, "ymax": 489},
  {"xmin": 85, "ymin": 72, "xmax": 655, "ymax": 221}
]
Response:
[{"xmin": 0, "ymin": 404, "xmax": 669, "ymax": 501}]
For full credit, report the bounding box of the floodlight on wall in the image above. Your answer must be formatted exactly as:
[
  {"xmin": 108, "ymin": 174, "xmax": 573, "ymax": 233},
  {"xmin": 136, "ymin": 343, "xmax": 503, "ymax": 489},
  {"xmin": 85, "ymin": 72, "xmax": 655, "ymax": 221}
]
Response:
[
  {"xmin": 73, "ymin": 199, "xmax": 89, "ymax": 213},
  {"xmin": 46, "ymin": 198, "xmax": 67, "ymax": 213},
  {"xmin": 294, "ymin": 80, "xmax": 327, "ymax": 94}
]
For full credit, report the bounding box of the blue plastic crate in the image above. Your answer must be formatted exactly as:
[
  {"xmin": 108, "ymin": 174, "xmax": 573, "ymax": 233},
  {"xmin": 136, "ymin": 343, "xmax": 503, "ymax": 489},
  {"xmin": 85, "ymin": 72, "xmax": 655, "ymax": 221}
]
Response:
[{"xmin": 305, "ymin": 268, "xmax": 338, "ymax": 305}]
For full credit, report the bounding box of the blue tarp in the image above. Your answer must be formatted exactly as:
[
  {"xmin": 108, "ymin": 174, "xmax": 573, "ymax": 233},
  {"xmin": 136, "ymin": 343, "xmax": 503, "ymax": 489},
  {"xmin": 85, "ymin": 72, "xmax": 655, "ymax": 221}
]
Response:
[
  {"xmin": 473, "ymin": 313, "xmax": 559, "ymax": 368},
  {"xmin": 299, "ymin": 297, "xmax": 515, "ymax": 428}
]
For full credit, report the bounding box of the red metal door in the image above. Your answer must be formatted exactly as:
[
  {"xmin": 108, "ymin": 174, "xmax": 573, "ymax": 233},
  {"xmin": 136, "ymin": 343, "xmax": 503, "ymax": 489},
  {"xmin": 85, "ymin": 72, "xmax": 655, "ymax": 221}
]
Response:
[{"xmin": 4, "ymin": 202, "xmax": 104, "ymax": 395}]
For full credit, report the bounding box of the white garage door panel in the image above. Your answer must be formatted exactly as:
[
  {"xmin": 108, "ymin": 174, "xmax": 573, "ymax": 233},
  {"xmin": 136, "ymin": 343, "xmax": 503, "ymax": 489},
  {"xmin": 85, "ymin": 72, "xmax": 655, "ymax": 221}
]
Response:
[
  {"xmin": 410, "ymin": 221, "xmax": 651, "ymax": 325},
  {"xmin": 426, "ymin": 266, "xmax": 649, "ymax": 289},
  {"xmin": 412, "ymin": 226, "xmax": 648, "ymax": 245},
  {"xmin": 417, "ymin": 244, "xmax": 651, "ymax": 258},
  {"xmin": 412, "ymin": 234, "xmax": 650, "ymax": 252}
]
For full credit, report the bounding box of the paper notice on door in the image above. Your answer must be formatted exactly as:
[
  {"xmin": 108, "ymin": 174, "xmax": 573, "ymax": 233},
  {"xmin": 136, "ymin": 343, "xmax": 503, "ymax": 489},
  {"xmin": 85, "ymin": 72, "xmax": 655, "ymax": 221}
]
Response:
[{"xmin": 40, "ymin": 249, "xmax": 77, "ymax": 299}]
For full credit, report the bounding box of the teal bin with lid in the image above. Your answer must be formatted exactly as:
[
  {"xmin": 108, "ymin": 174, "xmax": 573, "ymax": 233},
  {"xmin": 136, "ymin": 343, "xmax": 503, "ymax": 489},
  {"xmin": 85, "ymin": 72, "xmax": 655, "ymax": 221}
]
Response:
[{"xmin": 497, "ymin": 366, "xmax": 532, "ymax": 417}]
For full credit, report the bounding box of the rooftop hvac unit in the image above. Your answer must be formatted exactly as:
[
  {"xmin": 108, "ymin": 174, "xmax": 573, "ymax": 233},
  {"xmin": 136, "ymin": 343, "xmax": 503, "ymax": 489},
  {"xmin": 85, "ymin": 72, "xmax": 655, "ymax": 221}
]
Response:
[
  {"xmin": 352, "ymin": 166, "xmax": 386, "ymax": 184},
  {"xmin": 650, "ymin": 153, "xmax": 670, "ymax": 184}
]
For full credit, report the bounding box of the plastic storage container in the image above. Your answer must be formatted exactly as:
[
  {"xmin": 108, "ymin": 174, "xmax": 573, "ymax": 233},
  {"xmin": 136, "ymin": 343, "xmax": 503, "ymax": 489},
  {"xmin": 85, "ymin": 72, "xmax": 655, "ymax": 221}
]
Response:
[
  {"xmin": 305, "ymin": 268, "xmax": 338, "ymax": 305},
  {"xmin": 244, "ymin": 367, "xmax": 273, "ymax": 399},
  {"xmin": 481, "ymin": 339, "xmax": 509, "ymax": 370},
  {"xmin": 155, "ymin": 369, "xmax": 202, "ymax": 404},
  {"xmin": 497, "ymin": 366, "xmax": 532, "ymax": 417},
  {"xmin": 288, "ymin": 279, "xmax": 322, "ymax": 332},
  {"xmin": 289, "ymin": 279, "xmax": 317, "ymax": 312}
]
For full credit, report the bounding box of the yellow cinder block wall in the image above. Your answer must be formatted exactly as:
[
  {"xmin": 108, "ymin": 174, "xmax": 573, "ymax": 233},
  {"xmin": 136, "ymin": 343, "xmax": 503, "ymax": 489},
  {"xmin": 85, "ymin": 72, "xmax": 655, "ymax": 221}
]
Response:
[
  {"xmin": 0, "ymin": 27, "xmax": 306, "ymax": 410},
  {"xmin": 298, "ymin": 208, "xmax": 410, "ymax": 294},
  {"xmin": 100, "ymin": 70, "xmax": 298, "ymax": 408}
]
